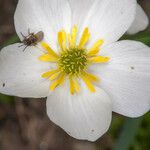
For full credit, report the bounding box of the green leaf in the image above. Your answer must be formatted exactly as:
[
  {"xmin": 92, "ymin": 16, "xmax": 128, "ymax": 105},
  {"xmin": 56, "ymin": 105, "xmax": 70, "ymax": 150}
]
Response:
[
  {"xmin": 121, "ymin": 29, "xmax": 150, "ymax": 46},
  {"xmin": 0, "ymin": 35, "xmax": 19, "ymax": 49},
  {"xmin": 0, "ymin": 94, "xmax": 14, "ymax": 104},
  {"xmin": 113, "ymin": 118, "xmax": 142, "ymax": 150}
]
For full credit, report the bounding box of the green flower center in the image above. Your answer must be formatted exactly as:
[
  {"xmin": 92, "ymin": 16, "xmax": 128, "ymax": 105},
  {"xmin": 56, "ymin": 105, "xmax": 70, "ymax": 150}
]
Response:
[{"xmin": 59, "ymin": 48, "xmax": 88, "ymax": 75}]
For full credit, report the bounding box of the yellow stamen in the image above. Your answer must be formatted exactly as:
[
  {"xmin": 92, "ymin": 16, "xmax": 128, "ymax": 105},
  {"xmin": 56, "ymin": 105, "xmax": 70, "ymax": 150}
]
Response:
[
  {"xmin": 68, "ymin": 26, "xmax": 78, "ymax": 48},
  {"xmin": 81, "ymin": 75, "xmax": 96, "ymax": 93},
  {"xmin": 41, "ymin": 42, "xmax": 59, "ymax": 58},
  {"xmin": 87, "ymin": 39, "xmax": 104, "ymax": 56},
  {"xmin": 58, "ymin": 30, "xmax": 67, "ymax": 51},
  {"xmin": 42, "ymin": 69, "xmax": 60, "ymax": 78},
  {"xmin": 88, "ymin": 56, "xmax": 110, "ymax": 63},
  {"xmin": 50, "ymin": 74, "xmax": 65, "ymax": 91},
  {"xmin": 39, "ymin": 54, "xmax": 59, "ymax": 62},
  {"xmin": 73, "ymin": 77, "xmax": 80, "ymax": 93},
  {"xmin": 49, "ymin": 71, "xmax": 61, "ymax": 81},
  {"xmin": 78, "ymin": 27, "xmax": 90, "ymax": 49},
  {"xmin": 83, "ymin": 72, "xmax": 99, "ymax": 82},
  {"xmin": 70, "ymin": 76, "xmax": 75, "ymax": 95}
]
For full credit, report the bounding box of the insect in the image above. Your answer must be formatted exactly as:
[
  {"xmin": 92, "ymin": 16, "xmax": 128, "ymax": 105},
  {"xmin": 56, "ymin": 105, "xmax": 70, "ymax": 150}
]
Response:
[{"xmin": 19, "ymin": 29, "xmax": 44, "ymax": 51}]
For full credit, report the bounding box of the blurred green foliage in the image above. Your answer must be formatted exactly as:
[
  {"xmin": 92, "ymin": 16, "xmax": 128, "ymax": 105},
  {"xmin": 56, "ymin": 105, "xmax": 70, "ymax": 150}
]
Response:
[
  {"xmin": 130, "ymin": 112, "xmax": 150, "ymax": 150},
  {"xmin": 122, "ymin": 28, "xmax": 150, "ymax": 46},
  {"xmin": 0, "ymin": 34, "xmax": 19, "ymax": 49},
  {"xmin": 0, "ymin": 94, "xmax": 14, "ymax": 105}
]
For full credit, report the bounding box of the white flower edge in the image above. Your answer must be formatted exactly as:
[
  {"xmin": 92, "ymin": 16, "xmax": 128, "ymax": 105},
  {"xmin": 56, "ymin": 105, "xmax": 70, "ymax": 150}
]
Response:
[{"xmin": 127, "ymin": 4, "xmax": 149, "ymax": 34}]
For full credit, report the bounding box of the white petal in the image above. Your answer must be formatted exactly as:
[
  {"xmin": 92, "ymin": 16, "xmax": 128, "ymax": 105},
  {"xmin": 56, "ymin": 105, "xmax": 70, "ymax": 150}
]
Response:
[
  {"xmin": 14, "ymin": 0, "xmax": 71, "ymax": 50},
  {"xmin": 90, "ymin": 40, "xmax": 150, "ymax": 117},
  {"xmin": 127, "ymin": 4, "xmax": 149, "ymax": 35},
  {"xmin": 46, "ymin": 81, "xmax": 112, "ymax": 141},
  {"xmin": 80, "ymin": 0, "xmax": 136, "ymax": 46},
  {"xmin": 68, "ymin": 0, "xmax": 94, "ymax": 31},
  {"xmin": 0, "ymin": 44, "xmax": 51, "ymax": 98}
]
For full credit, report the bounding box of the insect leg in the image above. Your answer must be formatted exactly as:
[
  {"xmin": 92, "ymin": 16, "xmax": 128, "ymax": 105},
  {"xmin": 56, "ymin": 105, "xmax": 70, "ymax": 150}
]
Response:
[
  {"xmin": 20, "ymin": 32, "xmax": 26, "ymax": 38},
  {"xmin": 18, "ymin": 44, "xmax": 24, "ymax": 48},
  {"xmin": 23, "ymin": 45, "xmax": 28, "ymax": 51}
]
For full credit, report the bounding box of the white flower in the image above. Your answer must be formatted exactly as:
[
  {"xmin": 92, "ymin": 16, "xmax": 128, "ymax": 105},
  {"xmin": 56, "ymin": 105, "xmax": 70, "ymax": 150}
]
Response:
[
  {"xmin": 0, "ymin": 0, "xmax": 150, "ymax": 142},
  {"xmin": 127, "ymin": 4, "xmax": 149, "ymax": 34}
]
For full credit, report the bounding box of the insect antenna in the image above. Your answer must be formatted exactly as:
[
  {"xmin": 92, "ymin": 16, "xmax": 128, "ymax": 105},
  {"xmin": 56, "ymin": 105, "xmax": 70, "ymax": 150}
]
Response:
[
  {"xmin": 23, "ymin": 45, "xmax": 28, "ymax": 51},
  {"xmin": 18, "ymin": 44, "xmax": 24, "ymax": 48},
  {"xmin": 20, "ymin": 32, "xmax": 26, "ymax": 38}
]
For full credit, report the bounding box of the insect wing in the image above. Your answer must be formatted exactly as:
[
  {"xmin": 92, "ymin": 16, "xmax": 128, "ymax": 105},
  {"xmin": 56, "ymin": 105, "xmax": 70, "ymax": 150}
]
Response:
[{"xmin": 35, "ymin": 31, "xmax": 44, "ymax": 42}]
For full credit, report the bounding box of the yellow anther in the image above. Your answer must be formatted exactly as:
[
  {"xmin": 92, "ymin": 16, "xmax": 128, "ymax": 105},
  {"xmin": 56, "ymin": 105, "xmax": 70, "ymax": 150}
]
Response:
[
  {"xmin": 41, "ymin": 42, "xmax": 59, "ymax": 58},
  {"xmin": 78, "ymin": 27, "xmax": 90, "ymax": 49},
  {"xmin": 81, "ymin": 75, "xmax": 96, "ymax": 93},
  {"xmin": 88, "ymin": 56, "xmax": 110, "ymax": 63},
  {"xmin": 42, "ymin": 69, "xmax": 60, "ymax": 78},
  {"xmin": 39, "ymin": 54, "xmax": 58, "ymax": 62},
  {"xmin": 73, "ymin": 77, "xmax": 80, "ymax": 93},
  {"xmin": 87, "ymin": 39, "xmax": 104, "ymax": 56},
  {"xmin": 50, "ymin": 74, "xmax": 65, "ymax": 91},
  {"xmin": 58, "ymin": 30, "xmax": 67, "ymax": 51},
  {"xmin": 70, "ymin": 76, "xmax": 75, "ymax": 95},
  {"xmin": 83, "ymin": 72, "xmax": 99, "ymax": 82},
  {"xmin": 69, "ymin": 26, "xmax": 78, "ymax": 48},
  {"xmin": 49, "ymin": 71, "xmax": 61, "ymax": 81}
]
